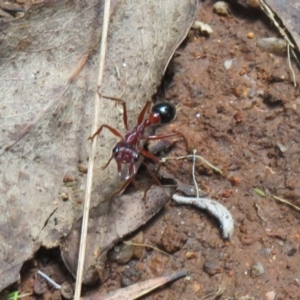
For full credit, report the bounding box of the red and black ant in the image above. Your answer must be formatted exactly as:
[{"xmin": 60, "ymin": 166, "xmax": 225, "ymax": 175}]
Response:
[{"xmin": 89, "ymin": 95, "xmax": 184, "ymax": 199}]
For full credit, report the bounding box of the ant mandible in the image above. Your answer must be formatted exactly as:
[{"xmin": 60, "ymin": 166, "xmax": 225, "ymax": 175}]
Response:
[{"xmin": 89, "ymin": 95, "xmax": 183, "ymax": 197}]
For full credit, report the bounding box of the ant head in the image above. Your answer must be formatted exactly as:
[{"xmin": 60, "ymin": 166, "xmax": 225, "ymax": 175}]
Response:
[
  {"xmin": 112, "ymin": 142, "xmax": 139, "ymax": 162},
  {"xmin": 151, "ymin": 102, "xmax": 176, "ymax": 124}
]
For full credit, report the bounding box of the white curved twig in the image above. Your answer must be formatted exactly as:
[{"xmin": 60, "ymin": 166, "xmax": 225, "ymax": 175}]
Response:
[{"xmin": 172, "ymin": 193, "xmax": 234, "ymax": 239}]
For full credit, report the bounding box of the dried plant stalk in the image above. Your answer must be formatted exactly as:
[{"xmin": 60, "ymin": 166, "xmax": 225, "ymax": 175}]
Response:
[{"xmin": 73, "ymin": 0, "xmax": 111, "ymax": 299}]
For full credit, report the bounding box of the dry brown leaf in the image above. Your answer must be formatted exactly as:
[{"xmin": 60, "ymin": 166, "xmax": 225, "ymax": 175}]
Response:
[
  {"xmin": 0, "ymin": 0, "xmax": 197, "ymax": 290},
  {"xmin": 81, "ymin": 270, "xmax": 188, "ymax": 300},
  {"xmin": 62, "ymin": 186, "xmax": 172, "ymax": 285}
]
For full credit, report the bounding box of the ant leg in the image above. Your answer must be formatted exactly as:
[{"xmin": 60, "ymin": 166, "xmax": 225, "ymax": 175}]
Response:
[
  {"xmin": 100, "ymin": 94, "xmax": 129, "ymax": 130},
  {"xmin": 109, "ymin": 175, "xmax": 134, "ymax": 201},
  {"xmin": 89, "ymin": 124, "xmax": 123, "ymax": 140},
  {"xmin": 146, "ymin": 131, "xmax": 189, "ymax": 150},
  {"xmin": 141, "ymin": 160, "xmax": 163, "ymax": 197},
  {"xmin": 139, "ymin": 149, "xmax": 166, "ymax": 200},
  {"xmin": 138, "ymin": 101, "xmax": 152, "ymax": 125},
  {"xmin": 139, "ymin": 148, "xmax": 160, "ymax": 163}
]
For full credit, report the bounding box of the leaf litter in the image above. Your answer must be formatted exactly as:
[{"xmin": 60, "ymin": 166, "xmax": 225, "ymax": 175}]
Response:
[{"xmin": 0, "ymin": 0, "xmax": 197, "ymax": 293}]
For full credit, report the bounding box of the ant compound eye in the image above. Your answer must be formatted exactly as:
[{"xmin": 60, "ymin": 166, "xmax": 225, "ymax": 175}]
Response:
[
  {"xmin": 113, "ymin": 146, "xmax": 119, "ymax": 155},
  {"xmin": 151, "ymin": 102, "xmax": 176, "ymax": 124}
]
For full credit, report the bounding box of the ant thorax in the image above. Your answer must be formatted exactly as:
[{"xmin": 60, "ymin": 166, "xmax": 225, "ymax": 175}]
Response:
[{"xmin": 123, "ymin": 124, "xmax": 145, "ymax": 147}]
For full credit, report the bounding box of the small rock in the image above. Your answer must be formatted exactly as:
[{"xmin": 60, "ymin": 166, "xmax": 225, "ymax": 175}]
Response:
[
  {"xmin": 121, "ymin": 262, "xmax": 142, "ymax": 287},
  {"xmin": 257, "ymin": 37, "xmax": 286, "ymax": 54},
  {"xmin": 213, "ymin": 1, "xmax": 229, "ymax": 15},
  {"xmin": 192, "ymin": 21, "xmax": 213, "ymax": 35},
  {"xmin": 108, "ymin": 243, "xmax": 134, "ymax": 264},
  {"xmin": 247, "ymin": 32, "xmax": 254, "ymax": 39},
  {"xmin": 246, "ymin": 0, "xmax": 260, "ymax": 8},
  {"xmin": 185, "ymin": 251, "xmax": 197, "ymax": 259},
  {"xmin": 276, "ymin": 143, "xmax": 287, "ymax": 154},
  {"xmin": 192, "ymin": 282, "xmax": 202, "ymax": 293},
  {"xmin": 224, "ymin": 59, "xmax": 233, "ymax": 70},
  {"xmin": 258, "ymin": 248, "xmax": 272, "ymax": 257},
  {"xmin": 60, "ymin": 282, "xmax": 73, "ymax": 299},
  {"xmin": 149, "ymin": 255, "xmax": 169, "ymax": 276},
  {"xmin": 160, "ymin": 225, "xmax": 187, "ymax": 253},
  {"xmin": 63, "ymin": 172, "xmax": 75, "ymax": 183},
  {"xmin": 287, "ymin": 247, "xmax": 297, "ymax": 256},
  {"xmin": 265, "ymin": 291, "xmax": 276, "ymax": 300},
  {"xmin": 78, "ymin": 164, "xmax": 88, "ymax": 174},
  {"xmin": 61, "ymin": 192, "xmax": 69, "ymax": 201},
  {"xmin": 203, "ymin": 260, "xmax": 223, "ymax": 276},
  {"xmin": 263, "ymin": 82, "xmax": 294, "ymax": 105},
  {"xmin": 250, "ymin": 262, "xmax": 265, "ymax": 278}
]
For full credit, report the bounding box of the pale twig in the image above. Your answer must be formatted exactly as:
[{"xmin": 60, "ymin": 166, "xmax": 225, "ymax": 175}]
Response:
[
  {"xmin": 172, "ymin": 194, "xmax": 234, "ymax": 239},
  {"xmin": 170, "ymin": 151, "xmax": 234, "ymax": 239},
  {"xmin": 162, "ymin": 154, "xmax": 223, "ymax": 175},
  {"xmin": 272, "ymin": 195, "xmax": 300, "ymax": 212},
  {"xmin": 123, "ymin": 241, "xmax": 174, "ymax": 258},
  {"xmin": 73, "ymin": 0, "xmax": 111, "ymax": 299},
  {"xmin": 192, "ymin": 149, "xmax": 199, "ymax": 198},
  {"xmin": 287, "ymin": 43, "xmax": 297, "ymax": 87},
  {"xmin": 260, "ymin": 0, "xmax": 300, "ymax": 71},
  {"xmin": 37, "ymin": 270, "xmax": 61, "ymax": 289},
  {"xmin": 200, "ymin": 274, "xmax": 227, "ymax": 300}
]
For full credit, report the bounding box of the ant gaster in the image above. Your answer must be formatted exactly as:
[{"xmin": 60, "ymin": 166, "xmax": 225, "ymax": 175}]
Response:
[{"xmin": 89, "ymin": 95, "xmax": 183, "ymax": 197}]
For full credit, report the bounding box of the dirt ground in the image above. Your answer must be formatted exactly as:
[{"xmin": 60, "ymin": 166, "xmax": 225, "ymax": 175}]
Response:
[{"xmin": 6, "ymin": 1, "xmax": 300, "ymax": 299}]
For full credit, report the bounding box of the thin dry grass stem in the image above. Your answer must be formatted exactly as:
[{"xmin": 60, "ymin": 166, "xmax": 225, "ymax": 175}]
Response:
[
  {"xmin": 192, "ymin": 149, "xmax": 199, "ymax": 198},
  {"xmin": 200, "ymin": 275, "xmax": 227, "ymax": 300},
  {"xmin": 272, "ymin": 195, "xmax": 300, "ymax": 211},
  {"xmin": 255, "ymin": 203, "xmax": 267, "ymax": 222},
  {"xmin": 6, "ymin": 292, "xmax": 33, "ymax": 300},
  {"xmin": 73, "ymin": 0, "xmax": 111, "ymax": 299},
  {"xmin": 260, "ymin": 0, "xmax": 299, "ymax": 83},
  {"xmin": 287, "ymin": 43, "xmax": 297, "ymax": 87},
  {"xmin": 161, "ymin": 153, "xmax": 223, "ymax": 175},
  {"xmin": 123, "ymin": 241, "xmax": 174, "ymax": 258}
]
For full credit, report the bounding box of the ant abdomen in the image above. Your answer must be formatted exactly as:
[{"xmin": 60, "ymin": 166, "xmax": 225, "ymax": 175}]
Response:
[{"xmin": 151, "ymin": 102, "xmax": 176, "ymax": 124}]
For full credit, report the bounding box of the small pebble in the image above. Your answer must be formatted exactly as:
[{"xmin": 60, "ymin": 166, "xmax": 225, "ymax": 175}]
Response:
[
  {"xmin": 121, "ymin": 263, "xmax": 142, "ymax": 287},
  {"xmin": 276, "ymin": 143, "xmax": 287, "ymax": 153},
  {"xmin": 63, "ymin": 173, "xmax": 75, "ymax": 183},
  {"xmin": 192, "ymin": 282, "xmax": 202, "ymax": 292},
  {"xmin": 246, "ymin": 0, "xmax": 260, "ymax": 8},
  {"xmin": 160, "ymin": 225, "xmax": 187, "ymax": 253},
  {"xmin": 257, "ymin": 37, "xmax": 286, "ymax": 54},
  {"xmin": 224, "ymin": 59, "xmax": 233, "ymax": 70},
  {"xmin": 192, "ymin": 21, "xmax": 213, "ymax": 35},
  {"xmin": 203, "ymin": 260, "xmax": 223, "ymax": 276},
  {"xmin": 247, "ymin": 32, "xmax": 254, "ymax": 39},
  {"xmin": 213, "ymin": 1, "xmax": 229, "ymax": 15},
  {"xmin": 265, "ymin": 291, "xmax": 276, "ymax": 300},
  {"xmin": 61, "ymin": 282, "xmax": 73, "ymax": 299},
  {"xmin": 250, "ymin": 262, "xmax": 265, "ymax": 278},
  {"xmin": 61, "ymin": 192, "xmax": 69, "ymax": 201},
  {"xmin": 185, "ymin": 251, "xmax": 197, "ymax": 259},
  {"xmin": 78, "ymin": 164, "xmax": 88, "ymax": 174},
  {"xmin": 108, "ymin": 243, "xmax": 134, "ymax": 264}
]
